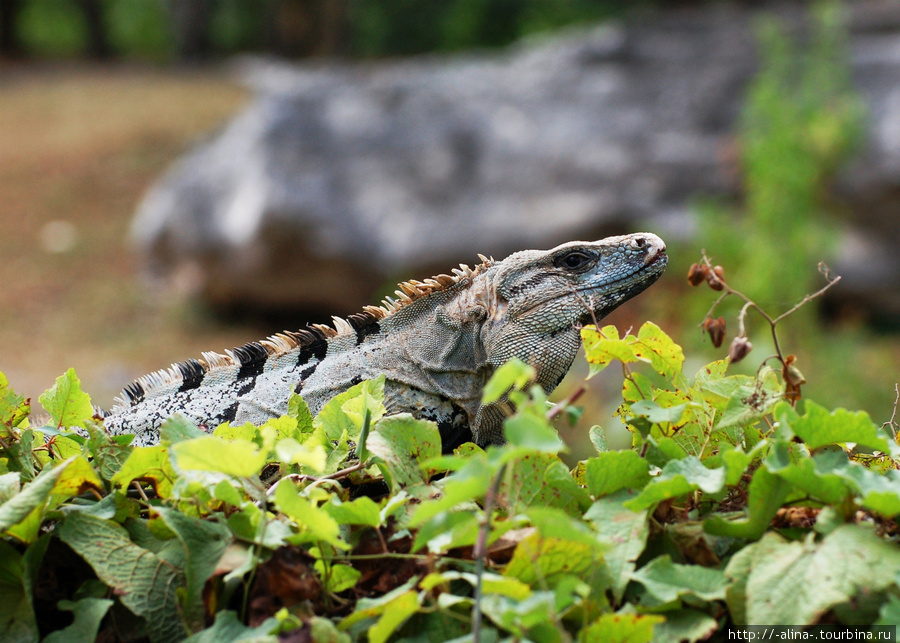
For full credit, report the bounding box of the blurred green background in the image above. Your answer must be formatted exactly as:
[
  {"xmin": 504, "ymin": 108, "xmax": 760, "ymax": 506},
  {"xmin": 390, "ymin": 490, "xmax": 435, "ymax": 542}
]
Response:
[{"xmin": 1, "ymin": 0, "xmax": 898, "ymax": 450}]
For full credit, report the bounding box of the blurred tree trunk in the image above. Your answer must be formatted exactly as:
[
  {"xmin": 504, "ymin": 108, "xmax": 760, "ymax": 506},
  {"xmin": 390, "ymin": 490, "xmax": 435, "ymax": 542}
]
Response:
[
  {"xmin": 267, "ymin": 0, "xmax": 349, "ymax": 58},
  {"xmin": 0, "ymin": 0, "xmax": 22, "ymax": 57},
  {"xmin": 168, "ymin": 0, "xmax": 215, "ymax": 61},
  {"xmin": 74, "ymin": 0, "xmax": 111, "ymax": 59}
]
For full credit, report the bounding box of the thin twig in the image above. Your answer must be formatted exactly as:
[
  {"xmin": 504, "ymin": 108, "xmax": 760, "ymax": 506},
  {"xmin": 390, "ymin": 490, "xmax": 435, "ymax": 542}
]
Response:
[
  {"xmin": 545, "ymin": 386, "xmax": 585, "ymax": 421},
  {"xmin": 472, "ymin": 463, "xmax": 506, "ymax": 643},
  {"xmin": 131, "ymin": 480, "xmax": 150, "ymax": 503},
  {"xmin": 265, "ymin": 461, "xmax": 368, "ymax": 498},
  {"xmin": 883, "ymin": 383, "xmax": 900, "ymax": 440}
]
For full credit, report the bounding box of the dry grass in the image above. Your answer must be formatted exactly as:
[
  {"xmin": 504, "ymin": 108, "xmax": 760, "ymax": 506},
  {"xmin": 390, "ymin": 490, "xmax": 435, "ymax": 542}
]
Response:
[{"xmin": 0, "ymin": 63, "xmax": 253, "ymax": 407}]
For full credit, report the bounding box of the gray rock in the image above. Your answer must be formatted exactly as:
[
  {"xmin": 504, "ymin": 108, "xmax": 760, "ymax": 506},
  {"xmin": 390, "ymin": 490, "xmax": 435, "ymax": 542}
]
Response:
[{"xmin": 133, "ymin": 2, "xmax": 900, "ymax": 320}]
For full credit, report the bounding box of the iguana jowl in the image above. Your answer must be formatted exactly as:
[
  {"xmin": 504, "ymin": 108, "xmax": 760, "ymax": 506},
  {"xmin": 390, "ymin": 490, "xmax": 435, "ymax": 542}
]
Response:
[{"xmin": 104, "ymin": 233, "xmax": 667, "ymax": 450}]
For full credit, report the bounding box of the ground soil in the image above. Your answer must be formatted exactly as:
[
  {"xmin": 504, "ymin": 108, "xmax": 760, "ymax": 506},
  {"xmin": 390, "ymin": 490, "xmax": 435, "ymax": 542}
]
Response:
[{"xmin": 0, "ymin": 62, "xmax": 254, "ymax": 408}]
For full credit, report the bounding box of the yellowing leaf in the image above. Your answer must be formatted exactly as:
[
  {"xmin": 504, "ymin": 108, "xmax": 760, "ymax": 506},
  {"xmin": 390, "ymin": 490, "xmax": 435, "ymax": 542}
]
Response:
[{"xmin": 171, "ymin": 436, "xmax": 267, "ymax": 477}]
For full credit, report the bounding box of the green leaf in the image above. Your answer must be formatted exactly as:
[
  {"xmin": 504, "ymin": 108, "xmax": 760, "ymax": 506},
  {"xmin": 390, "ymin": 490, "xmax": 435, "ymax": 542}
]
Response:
[
  {"xmin": 111, "ymin": 445, "xmax": 176, "ymax": 498},
  {"xmin": 626, "ymin": 457, "xmax": 726, "ymax": 511},
  {"xmin": 634, "ymin": 321, "xmax": 685, "ymax": 380},
  {"xmin": 58, "ymin": 512, "xmax": 185, "ymax": 643},
  {"xmin": 504, "ymin": 532, "xmax": 597, "ymax": 586},
  {"xmin": 39, "ymin": 368, "xmax": 93, "ymax": 429},
  {"xmin": 783, "ymin": 401, "xmax": 890, "ymax": 452},
  {"xmin": 629, "ymin": 400, "xmax": 687, "ymax": 425},
  {"xmin": 630, "ymin": 555, "xmax": 728, "ymax": 608},
  {"xmin": 733, "ymin": 525, "xmax": 900, "ymax": 625},
  {"xmin": 314, "ymin": 375, "xmax": 385, "ymax": 440},
  {"xmin": 153, "ymin": 507, "xmax": 231, "ymax": 631},
  {"xmin": 367, "ymin": 414, "xmax": 441, "ymax": 492},
  {"xmin": 584, "ymin": 451, "xmax": 651, "ymax": 497},
  {"xmin": 43, "ymin": 597, "xmax": 113, "ymax": 643},
  {"xmin": 765, "ymin": 442, "xmax": 850, "ymax": 505},
  {"xmin": 320, "ymin": 563, "xmax": 362, "ymax": 594},
  {"xmin": 171, "ymin": 436, "xmax": 267, "ymax": 478},
  {"xmin": 582, "ymin": 325, "xmax": 640, "ymax": 376},
  {"xmin": 579, "ymin": 612, "xmax": 664, "ymax": 643},
  {"xmin": 652, "ymin": 608, "xmax": 718, "ymax": 643},
  {"xmin": 161, "ymin": 415, "xmax": 207, "ymax": 443},
  {"xmin": 0, "ymin": 539, "xmax": 39, "ymax": 643},
  {"xmin": 835, "ymin": 464, "xmax": 900, "ymax": 518},
  {"xmin": 589, "ymin": 425, "xmax": 608, "ymax": 452},
  {"xmin": 408, "ymin": 454, "xmax": 493, "ymax": 529},
  {"xmin": 0, "ymin": 372, "xmax": 30, "ymax": 437},
  {"xmin": 287, "ymin": 393, "xmax": 315, "ymax": 434},
  {"xmin": 183, "ymin": 611, "xmax": 279, "ymax": 643},
  {"xmin": 584, "ymin": 492, "xmax": 650, "ymax": 603},
  {"xmin": 325, "ymin": 496, "xmax": 382, "ymax": 528},
  {"xmin": 704, "ymin": 464, "xmax": 791, "ymax": 540},
  {"xmin": 504, "ymin": 413, "xmax": 565, "ymax": 453},
  {"xmin": 273, "ymin": 480, "xmax": 348, "ymax": 549},
  {"xmin": 482, "ymin": 358, "xmax": 536, "ymax": 404}
]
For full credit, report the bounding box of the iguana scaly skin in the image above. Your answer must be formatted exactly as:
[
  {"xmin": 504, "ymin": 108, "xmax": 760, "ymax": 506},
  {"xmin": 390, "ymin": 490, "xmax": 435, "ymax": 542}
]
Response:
[{"xmin": 104, "ymin": 233, "xmax": 667, "ymax": 450}]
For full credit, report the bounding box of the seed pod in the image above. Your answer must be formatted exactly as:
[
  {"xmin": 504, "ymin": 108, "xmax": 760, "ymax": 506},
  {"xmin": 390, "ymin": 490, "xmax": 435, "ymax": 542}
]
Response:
[
  {"xmin": 706, "ymin": 265, "xmax": 725, "ymax": 291},
  {"xmin": 728, "ymin": 336, "xmax": 753, "ymax": 363},
  {"xmin": 702, "ymin": 316, "xmax": 726, "ymax": 348},
  {"xmin": 687, "ymin": 263, "xmax": 708, "ymax": 286},
  {"xmin": 783, "ymin": 354, "xmax": 806, "ymax": 402}
]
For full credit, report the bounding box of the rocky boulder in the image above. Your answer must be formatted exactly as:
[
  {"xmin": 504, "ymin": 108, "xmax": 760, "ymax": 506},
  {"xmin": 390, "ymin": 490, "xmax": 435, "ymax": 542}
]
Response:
[{"xmin": 132, "ymin": 2, "xmax": 900, "ymax": 321}]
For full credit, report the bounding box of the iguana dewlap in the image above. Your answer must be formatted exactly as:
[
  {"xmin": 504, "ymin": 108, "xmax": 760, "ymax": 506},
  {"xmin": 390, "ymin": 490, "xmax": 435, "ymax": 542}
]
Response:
[{"xmin": 104, "ymin": 233, "xmax": 667, "ymax": 450}]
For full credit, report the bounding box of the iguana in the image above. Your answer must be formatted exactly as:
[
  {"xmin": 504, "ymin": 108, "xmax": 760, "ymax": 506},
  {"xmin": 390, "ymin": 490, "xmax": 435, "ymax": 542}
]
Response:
[{"xmin": 104, "ymin": 233, "xmax": 667, "ymax": 451}]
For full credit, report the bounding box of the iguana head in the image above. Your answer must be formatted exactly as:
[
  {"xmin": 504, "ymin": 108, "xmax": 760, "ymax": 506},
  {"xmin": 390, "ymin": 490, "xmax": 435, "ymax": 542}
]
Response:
[{"xmin": 495, "ymin": 232, "xmax": 668, "ymax": 332}]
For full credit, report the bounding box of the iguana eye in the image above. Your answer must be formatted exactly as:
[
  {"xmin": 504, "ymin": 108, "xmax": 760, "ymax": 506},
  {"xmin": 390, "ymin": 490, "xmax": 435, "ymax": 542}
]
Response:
[{"xmin": 555, "ymin": 251, "xmax": 593, "ymax": 271}]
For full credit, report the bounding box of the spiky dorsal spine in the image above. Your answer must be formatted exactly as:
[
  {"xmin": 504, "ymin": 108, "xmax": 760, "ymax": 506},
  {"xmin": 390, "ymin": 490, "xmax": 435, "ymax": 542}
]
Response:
[{"xmin": 111, "ymin": 259, "xmax": 494, "ymax": 412}]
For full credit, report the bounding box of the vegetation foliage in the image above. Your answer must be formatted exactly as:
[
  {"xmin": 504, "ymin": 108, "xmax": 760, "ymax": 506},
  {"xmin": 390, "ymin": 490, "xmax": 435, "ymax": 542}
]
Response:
[{"xmin": 2, "ymin": 261, "xmax": 900, "ymax": 641}]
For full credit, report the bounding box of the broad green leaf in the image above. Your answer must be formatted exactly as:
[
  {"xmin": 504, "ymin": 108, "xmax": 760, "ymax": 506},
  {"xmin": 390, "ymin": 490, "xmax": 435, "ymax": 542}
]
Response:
[
  {"xmin": 584, "ymin": 492, "xmax": 649, "ymax": 602},
  {"xmin": 325, "ymin": 496, "xmax": 381, "ymax": 528},
  {"xmin": 154, "ymin": 507, "xmax": 232, "ymax": 631},
  {"xmin": 58, "ymin": 512, "xmax": 185, "ymax": 643},
  {"xmin": 411, "ymin": 509, "xmax": 480, "ymax": 554},
  {"xmin": 504, "ymin": 532, "xmax": 597, "ymax": 586},
  {"xmin": 582, "ymin": 325, "xmax": 641, "ymax": 376},
  {"xmin": 652, "ymin": 608, "xmax": 718, "ymax": 643},
  {"xmin": 112, "ymin": 445, "xmax": 176, "ymax": 498},
  {"xmin": 0, "ymin": 372, "xmax": 30, "ymax": 437},
  {"xmin": 704, "ymin": 465, "xmax": 791, "ymax": 540},
  {"xmin": 835, "ymin": 464, "xmax": 900, "ymax": 518},
  {"xmin": 171, "ymin": 436, "xmax": 267, "ymax": 478},
  {"xmin": 183, "ymin": 610, "xmax": 279, "ymax": 643},
  {"xmin": 584, "ymin": 451, "xmax": 651, "ymax": 497},
  {"xmin": 782, "ymin": 401, "xmax": 890, "ymax": 452},
  {"xmin": 482, "ymin": 358, "xmax": 536, "ymax": 404},
  {"xmin": 630, "ymin": 555, "xmax": 728, "ymax": 608},
  {"xmin": 161, "ymin": 415, "xmax": 207, "ymax": 443},
  {"xmin": 526, "ymin": 506, "xmax": 606, "ymax": 549},
  {"xmin": 367, "ymin": 414, "xmax": 441, "ymax": 492},
  {"xmin": 735, "ymin": 525, "xmax": 900, "ymax": 625},
  {"xmin": 84, "ymin": 421, "xmax": 132, "ymax": 481},
  {"xmin": 626, "ymin": 457, "xmax": 726, "ymax": 511},
  {"xmin": 273, "ymin": 480, "xmax": 347, "ymax": 549},
  {"xmin": 367, "ymin": 589, "xmax": 420, "ymax": 643},
  {"xmin": 634, "ymin": 321, "xmax": 685, "ymax": 380},
  {"xmin": 274, "ymin": 438, "xmax": 327, "ymax": 471},
  {"xmin": 43, "ymin": 597, "xmax": 113, "ymax": 643},
  {"xmin": 39, "ymin": 368, "xmax": 93, "ymax": 429},
  {"xmin": 212, "ymin": 421, "xmax": 260, "ymax": 443},
  {"xmin": 502, "ymin": 452, "xmax": 588, "ymax": 515},
  {"xmin": 339, "ymin": 577, "xmax": 419, "ymax": 630},
  {"xmin": 579, "ymin": 612, "xmax": 664, "ymax": 643},
  {"xmin": 319, "ymin": 562, "xmax": 361, "ymax": 593},
  {"xmin": 287, "ymin": 393, "xmax": 315, "ymax": 434},
  {"xmin": 0, "ymin": 539, "xmax": 38, "ymax": 643},
  {"xmin": 314, "ymin": 375, "xmax": 385, "ymax": 440},
  {"xmin": 629, "ymin": 400, "xmax": 687, "ymax": 425},
  {"xmin": 0, "ymin": 456, "xmax": 100, "ymax": 542},
  {"xmin": 408, "ymin": 454, "xmax": 492, "ymax": 528},
  {"xmin": 504, "ymin": 413, "xmax": 565, "ymax": 453},
  {"xmin": 765, "ymin": 442, "xmax": 850, "ymax": 505}
]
